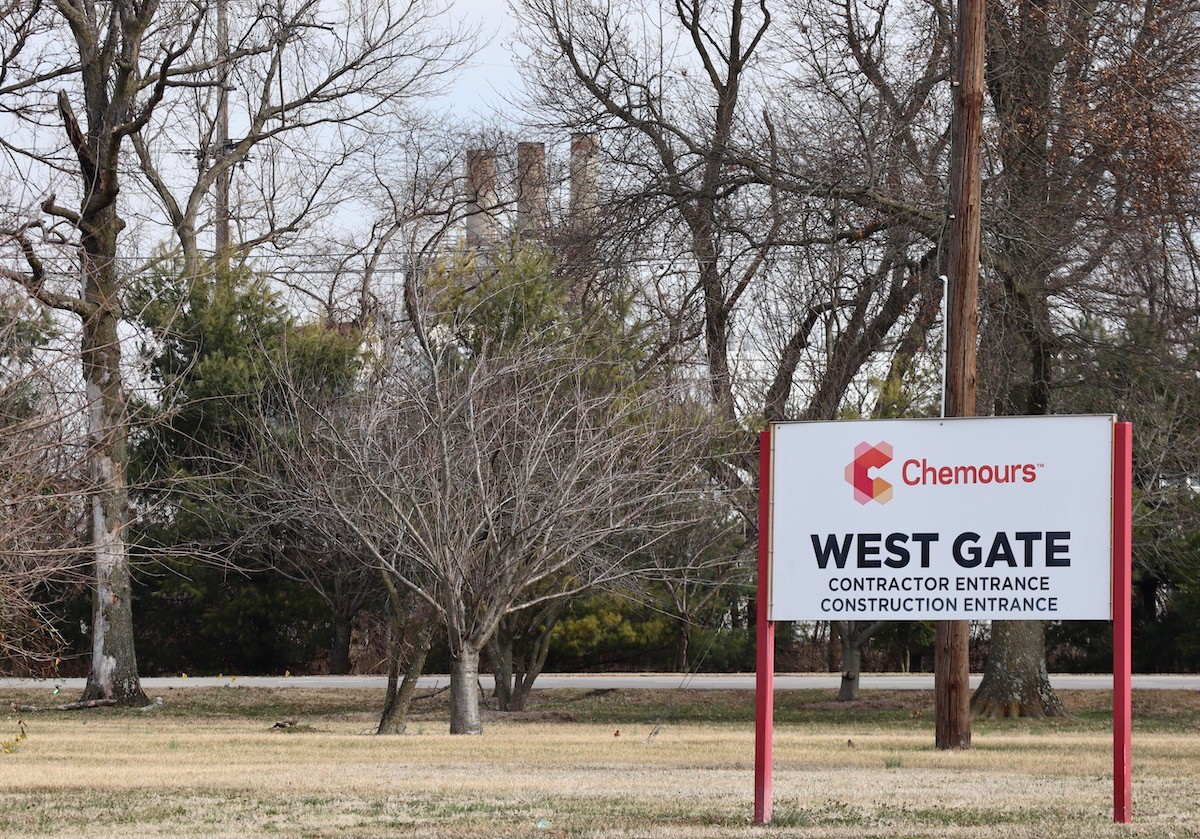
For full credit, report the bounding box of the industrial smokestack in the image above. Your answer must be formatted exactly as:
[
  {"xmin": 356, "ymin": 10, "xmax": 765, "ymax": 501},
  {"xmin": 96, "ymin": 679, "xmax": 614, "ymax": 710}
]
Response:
[
  {"xmin": 515, "ymin": 141, "xmax": 549, "ymax": 238},
  {"xmin": 568, "ymin": 133, "xmax": 600, "ymax": 228},
  {"xmin": 465, "ymin": 148, "xmax": 501, "ymax": 246}
]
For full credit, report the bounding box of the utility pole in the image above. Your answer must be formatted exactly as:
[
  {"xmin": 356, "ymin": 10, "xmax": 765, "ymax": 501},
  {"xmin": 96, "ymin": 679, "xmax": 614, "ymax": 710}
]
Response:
[
  {"xmin": 214, "ymin": 0, "xmax": 231, "ymax": 258},
  {"xmin": 936, "ymin": 0, "xmax": 985, "ymax": 751}
]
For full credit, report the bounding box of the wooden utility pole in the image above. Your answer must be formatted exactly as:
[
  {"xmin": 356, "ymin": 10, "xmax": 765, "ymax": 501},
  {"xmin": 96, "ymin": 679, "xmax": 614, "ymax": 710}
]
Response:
[{"xmin": 936, "ymin": 0, "xmax": 985, "ymax": 751}]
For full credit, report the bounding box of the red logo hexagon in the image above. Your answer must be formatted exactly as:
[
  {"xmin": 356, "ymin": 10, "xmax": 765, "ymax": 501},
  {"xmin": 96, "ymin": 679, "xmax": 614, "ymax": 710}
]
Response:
[{"xmin": 845, "ymin": 441, "xmax": 894, "ymax": 505}]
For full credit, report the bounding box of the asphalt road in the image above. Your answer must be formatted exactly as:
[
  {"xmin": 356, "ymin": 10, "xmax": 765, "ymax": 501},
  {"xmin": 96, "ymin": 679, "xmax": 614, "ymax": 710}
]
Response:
[{"xmin": 2, "ymin": 673, "xmax": 1198, "ymax": 691}]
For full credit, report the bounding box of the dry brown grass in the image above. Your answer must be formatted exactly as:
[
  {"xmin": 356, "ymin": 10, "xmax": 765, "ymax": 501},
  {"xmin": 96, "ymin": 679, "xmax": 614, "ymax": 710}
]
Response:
[{"xmin": 0, "ymin": 688, "xmax": 1196, "ymax": 838}]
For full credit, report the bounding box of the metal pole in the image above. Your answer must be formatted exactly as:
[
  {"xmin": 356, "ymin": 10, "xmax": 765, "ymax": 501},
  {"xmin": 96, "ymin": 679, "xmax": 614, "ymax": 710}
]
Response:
[
  {"xmin": 753, "ymin": 429, "xmax": 775, "ymax": 825},
  {"xmin": 1112, "ymin": 422, "xmax": 1133, "ymax": 823}
]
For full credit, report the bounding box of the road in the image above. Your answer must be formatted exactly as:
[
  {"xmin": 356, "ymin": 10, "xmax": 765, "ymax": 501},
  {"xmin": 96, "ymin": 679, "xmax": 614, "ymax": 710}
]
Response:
[{"xmin": 2, "ymin": 673, "xmax": 1197, "ymax": 691}]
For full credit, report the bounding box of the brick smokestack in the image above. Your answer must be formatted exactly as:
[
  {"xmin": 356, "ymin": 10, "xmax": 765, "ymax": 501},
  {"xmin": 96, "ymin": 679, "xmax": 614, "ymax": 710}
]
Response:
[
  {"xmin": 465, "ymin": 148, "xmax": 501, "ymax": 246},
  {"xmin": 568, "ymin": 133, "xmax": 600, "ymax": 228},
  {"xmin": 516, "ymin": 142, "xmax": 549, "ymax": 238}
]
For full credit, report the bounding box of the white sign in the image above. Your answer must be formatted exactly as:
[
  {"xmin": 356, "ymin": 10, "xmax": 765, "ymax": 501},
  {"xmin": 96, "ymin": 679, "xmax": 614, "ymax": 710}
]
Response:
[{"xmin": 768, "ymin": 416, "xmax": 1115, "ymax": 621}]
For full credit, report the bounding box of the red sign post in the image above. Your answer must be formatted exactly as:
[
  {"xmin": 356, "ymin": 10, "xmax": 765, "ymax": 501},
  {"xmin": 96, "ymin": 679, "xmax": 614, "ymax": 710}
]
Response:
[
  {"xmin": 1112, "ymin": 422, "xmax": 1132, "ymax": 823},
  {"xmin": 754, "ymin": 429, "xmax": 774, "ymax": 826}
]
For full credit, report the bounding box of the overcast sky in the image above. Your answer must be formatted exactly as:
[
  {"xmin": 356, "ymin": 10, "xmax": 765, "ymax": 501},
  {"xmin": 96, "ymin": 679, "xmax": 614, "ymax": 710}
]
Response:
[{"xmin": 442, "ymin": 1, "xmax": 524, "ymax": 118}]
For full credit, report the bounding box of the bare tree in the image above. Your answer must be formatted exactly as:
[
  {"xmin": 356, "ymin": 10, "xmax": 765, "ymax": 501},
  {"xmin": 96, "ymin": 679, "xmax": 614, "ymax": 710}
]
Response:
[
  {"xmin": 484, "ymin": 483, "xmax": 747, "ymax": 709},
  {"xmin": 513, "ymin": 0, "xmax": 950, "ymax": 694},
  {"xmin": 1, "ymin": 0, "xmax": 473, "ymax": 701},
  {"xmin": 515, "ymin": 0, "xmax": 776, "ymax": 433},
  {"xmin": 129, "ymin": 0, "xmax": 474, "ymax": 275},
  {"xmin": 763, "ymin": 0, "xmax": 1200, "ymax": 713},
  {"xmin": 968, "ymin": 0, "xmax": 1200, "ymax": 717},
  {"xmin": 635, "ymin": 499, "xmax": 750, "ymax": 674},
  {"xmin": 515, "ymin": 0, "xmax": 1200, "ymax": 711},
  {"xmin": 260, "ymin": 307, "xmax": 717, "ymax": 733},
  {"xmin": 0, "ymin": 1, "xmax": 211, "ymax": 704},
  {"xmin": 281, "ymin": 121, "xmax": 476, "ymax": 326}
]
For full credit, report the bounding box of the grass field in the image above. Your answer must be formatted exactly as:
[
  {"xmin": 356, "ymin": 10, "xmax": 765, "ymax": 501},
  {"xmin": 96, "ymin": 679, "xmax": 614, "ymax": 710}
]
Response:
[{"xmin": 0, "ymin": 685, "xmax": 1197, "ymax": 838}]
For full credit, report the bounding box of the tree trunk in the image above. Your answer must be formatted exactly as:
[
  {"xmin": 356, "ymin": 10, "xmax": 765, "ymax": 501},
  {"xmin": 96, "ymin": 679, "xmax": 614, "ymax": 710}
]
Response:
[
  {"xmin": 449, "ymin": 646, "xmax": 484, "ymax": 734},
  {"xmin": 509, "ymin": 613, "xmax": 558, "ymax": 712},
  {"xmin": 80, "ymin": 496, "xmax": 145, "ymax": 707},
  {"xmin": 330, "ymin": 613, "xmax": 353, "ymax": 675},
  {"xmin": 824, "ymin": 621, "xmax": 839, "ymax": 672},
  {"xmin": 47, "ymin": 7, "xmax": 157, "ymax": 708},
  {"xmin": 488, "ymin": 622, "xmax": 515, "ymax": 711},
  {"xmin": 837, "ymin": 626, "xmax": 863, "ymax": 701},
  {"xmin": 674, "ymin": 620, "xmax": 691, "ymax": 673},
  {"xmin": 971, "ymin": 620, "xmax": 1066, "ymax": 718},
  {"xmin": 490, "ymin": 603, "xmax": 565, "ymax": 712},
  {"xmin": 377, "ymin": 617, "xmax": 433, "ymax": 735},
  {"xmin": 835, "ymin": 620, "xmax": 886, "ymax": 702},
  {"xmin": 836, "ymin": 620, "xmax": 884, "ymax": 702},
  {"xmin": 78, "ymin": 220, "xmax": 146, "ymax": 708},
  {"xmin": 508, "ymin": 672, "xmax": 530, "ymax": 712},
  {"xmin": 974, "ymin": 0, "xmax": 1066, "ymax": 723}
]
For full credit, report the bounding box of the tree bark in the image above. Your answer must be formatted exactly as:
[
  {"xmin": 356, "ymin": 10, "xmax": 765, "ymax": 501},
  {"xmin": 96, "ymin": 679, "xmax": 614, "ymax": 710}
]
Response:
[
  {"xmin": 837, "ymin": 631, "xmax": 863, "ymax": 702},
  {"xmin": 674, "ymin": 621, "xmax": 691, "ymax": 673},
  {"xmin": 489, "ymin": 603, "xmax": 565, "ymax": 712},
  {"xmin": 330, "ymin": 613, "xmax": 353, "ymax": 676},
  {"xmin": 971, "ymin": 620, "xmax": 1066, "ymax": 718},
  {"xmin": 971, "ymin": 0, "xmax": 1069, "ymax": 721},
  {"xmin": 449, "ymin": 646, "xmax": 484, "ymax": 734},
  {"xmin": 377, "ymin": 617, "xmax": 433, "ymax": 735},
  {"xmin": 76, "ymin": 208, "xmax": 146, "ymax": 709},
  {"xmin": 972, "ymin": 622, "xmax": 1061, "ymax": 715},
  {"xmin": 488, "ymin": 622, "xmax": 515, "ymax": 711},
  {"xmin": 508, "ymin": 671, "xmax": 530, "ymax": 712},
  {"xmin": 836, "ymin": 620, "xmax": 884, "ymax": 702},
  {"xmin": 509, "ymin": 613, "xmax": 558, "ymax": 713}
]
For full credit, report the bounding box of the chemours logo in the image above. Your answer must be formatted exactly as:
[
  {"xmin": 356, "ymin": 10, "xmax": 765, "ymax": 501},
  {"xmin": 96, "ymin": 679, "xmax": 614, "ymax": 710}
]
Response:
[
  {"xmin": 846, "ymin": 440, "xmax": 1042, "ymax": 505},
  {"xmin": 901, "ymin": 458, "xmax": 1040, "ymax": 487},
  {"xmin": 845, "ymin": 441, "xmax": 894, "ymax": 505}
]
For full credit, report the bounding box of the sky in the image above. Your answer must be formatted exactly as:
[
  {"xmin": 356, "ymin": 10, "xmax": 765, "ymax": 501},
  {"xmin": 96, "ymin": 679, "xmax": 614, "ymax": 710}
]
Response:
[{"xmin": 441, "ymin": 1, "xmax": 524, "ymax": 118}]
